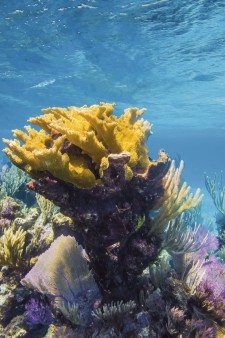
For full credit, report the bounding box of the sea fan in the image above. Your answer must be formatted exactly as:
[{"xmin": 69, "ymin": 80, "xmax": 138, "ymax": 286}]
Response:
[{"xmin": 22, "ymin": 235, "xmax": 100, "ymax": 325}]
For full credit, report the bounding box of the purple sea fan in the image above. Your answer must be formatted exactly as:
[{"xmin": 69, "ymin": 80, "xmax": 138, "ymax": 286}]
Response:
[
  {"xmin": 201, "ymin": 255, "xmax": 225, "ymax": 296},
  {"xmin": 25, "ymin": 297, "xmax": 53, "ymax": 325},
  {"xmin": 194, "ymin": 227, "xmax": 219, "ymax": 259},
  {"xmin": 194, "ymin": 280, "xmax": 225, "ymax": 326},
  {"xmin": 191, "ymin": 255, "xmax": 225, "ymax": 330}
]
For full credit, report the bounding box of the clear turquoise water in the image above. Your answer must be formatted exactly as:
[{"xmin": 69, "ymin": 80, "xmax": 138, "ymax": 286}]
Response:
[{"xmin": 1, "ymin": 0, "xmax": 225, "ymax": 223}]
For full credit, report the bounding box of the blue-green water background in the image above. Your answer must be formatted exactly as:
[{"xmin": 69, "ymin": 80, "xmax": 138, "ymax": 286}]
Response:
[{"xmin": 1, "ymin": 0, "xmax": 225, "ymax": 225}]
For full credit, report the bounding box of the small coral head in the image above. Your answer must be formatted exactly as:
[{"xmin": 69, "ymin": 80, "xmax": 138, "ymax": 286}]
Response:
[{"xmin": 3, "ymin": 103, "xmax": 153, "ymax": 188}]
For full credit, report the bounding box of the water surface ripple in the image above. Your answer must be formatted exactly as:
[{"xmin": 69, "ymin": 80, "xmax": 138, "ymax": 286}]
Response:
[{"xmin": 1, "ymin": 0, "xmax": 225, "ymax": 133}]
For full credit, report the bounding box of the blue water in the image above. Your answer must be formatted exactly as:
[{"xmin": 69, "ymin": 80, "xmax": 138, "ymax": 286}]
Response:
[{"xmin": 1, "ymin": 0, "xmax": 225, "ymax": 222}]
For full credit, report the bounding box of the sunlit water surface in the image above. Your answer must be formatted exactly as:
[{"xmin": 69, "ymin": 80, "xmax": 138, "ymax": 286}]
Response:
[{"xmin": 1, "ymin": 0, "xmax": 225, "ymax": 225}]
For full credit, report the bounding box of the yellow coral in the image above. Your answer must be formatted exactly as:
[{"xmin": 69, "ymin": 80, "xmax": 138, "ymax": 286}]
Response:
[
  {"xmin": 216, "ymin": 328, "xmax": 225, "ymax": 337},
  {"xmin": 0, "ymin": 226, "xmax": 26, "ymax": 267},
  {"xmin": 150, "ymin": 160, "xmax": 204, "ymax": 234},
  {"xmin": 36, "ymin": 193, "xmax": 57, "ymax": 224},
  {"xmin": 3, "ymin": 103, "xmax": 152, "ymax": 188}
]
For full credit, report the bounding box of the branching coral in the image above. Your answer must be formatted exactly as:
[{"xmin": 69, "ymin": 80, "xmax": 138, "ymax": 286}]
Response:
[
  {"xmin": 166, "ymin": 305, "xmax": 186, "ymax": 335},
  {"xmin": 182, "ymin": 259, "xmax": 206, "ymax": 295},
  {"xmin": 171, "ymin": 249, "xmax": 210, "ymax": 297},
  {"xmin": 148, "ymin": 254, "xmax": 171, "ymax": 289},
  {"xmin": 205, "ymin": 173, "xmax": 225, "ymax": 251},
  {"xmin": 57, "ymin": 301, "xmax": 83, "ymax": 326},
  {"xmin": 36, "ymin": 193, "xmax": 57, "ymax": 224},
  {"xmin": 13, "ymin": 207, "xmax": 39, "ymax": 230},
  {"xmin": 182, "ymin": 202, "xmax": 203, "ymax": 227},
  {"xmin": 0, "ymin": 226, "xmax": 26, "ymax": 267},
  {"xmin": 205, "ymin": 173, "xmax": 225, "ymax": 216},
  {"xmin": 3, "ymin": 103, "xmax": 152, "ymax": 188},
  {"xmin": 92, "ymin": 300, "xmax": 136, "ymax": 322},
  {"xmin": 149, "ymin": 160, "xmax": 203, "ymax": 234},
  {"xmin": 162, "ymin": 215, "xmax": 208, "ymax": 255}
]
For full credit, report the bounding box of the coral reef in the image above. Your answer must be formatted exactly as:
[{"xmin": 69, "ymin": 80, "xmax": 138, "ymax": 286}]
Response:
[
  {"xmin": 1, "ymin": 102, "xmax": 224, "ymax": 337},
  {"xmin": 3, "ymin": 103, "xmax": 203, "ymax": 302}
]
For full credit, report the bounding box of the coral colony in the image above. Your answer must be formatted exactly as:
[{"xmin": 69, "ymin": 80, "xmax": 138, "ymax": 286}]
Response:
[{"xmin": 0, "ymin": 102, "xmax": 224, "ymax": 337}]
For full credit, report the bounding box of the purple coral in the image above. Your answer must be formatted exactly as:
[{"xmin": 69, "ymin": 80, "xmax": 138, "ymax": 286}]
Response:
[
  {"xmin": 195, "ymin": 228, "xmax": 219, "ymax": 258},
  {"xmin": 1, "ymin": 199, "xmax": 13, "ymax": 218},
  {"xmin": 25, "ymin": 298, "xmax": 53, "ymax": 326},
  {"xmin": 0, "ymin": 196, "xmax": 22, "ymax": 220},
  {"xmin": 188, "ymin": 254, "xmax": 225, "ymax": 328},
  {"xmin": 195, "ymin": 280, "xmax": 225, "ymax": 325},
  {"xmin": 201, "ymin": 255, "xmax": 225, "ymax": 296}
]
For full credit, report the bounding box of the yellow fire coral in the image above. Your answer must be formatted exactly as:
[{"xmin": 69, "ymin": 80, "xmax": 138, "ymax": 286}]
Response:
[{"xmin": 3, "ymin": 103, "xmax": 152, "ymax": 188}]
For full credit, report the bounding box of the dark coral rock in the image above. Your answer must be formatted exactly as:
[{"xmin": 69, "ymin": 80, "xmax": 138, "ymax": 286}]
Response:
[
  {"xmin": 0, "ymin": 281, "xmax": 30, "ymax": 327},
  {"xmin": 120, "ymin": 232, "xmax": 160, "ymax": 277},
  {"xmin": 143, "ymin": 290, "xmax": 168, "ymax": 336},
  {"xmin": 162, "ymin": 276, "xmax": 190, "ymax": 311},
  {"xmin": 0, "ymin": 315, "xmax": 27, "ymax": 337},
  {"xmin": 52, "ymin": 212, "xmax": 75, "ymax": 238},
  {"xmin": 26, "ymin": 151, "xmax": 170, "ymax": 300}
]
